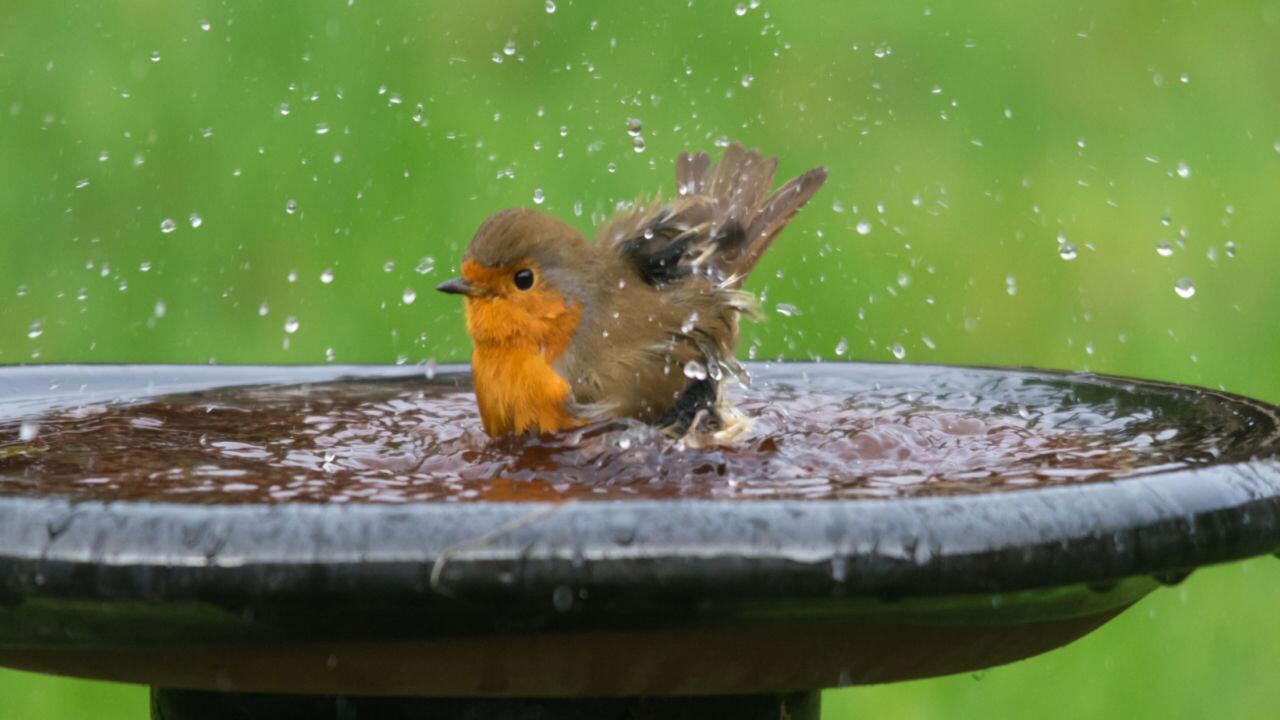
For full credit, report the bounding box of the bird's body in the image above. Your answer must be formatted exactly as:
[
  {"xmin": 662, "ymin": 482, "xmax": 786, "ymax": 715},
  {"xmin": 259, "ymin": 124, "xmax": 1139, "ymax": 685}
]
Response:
[{"xmin": 438, "ymin": 144, "xmax": 826, "ymax": 437}]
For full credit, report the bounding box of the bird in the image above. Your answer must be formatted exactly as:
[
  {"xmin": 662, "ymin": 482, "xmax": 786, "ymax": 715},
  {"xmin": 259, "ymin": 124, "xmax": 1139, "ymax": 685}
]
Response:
[{"xmin": 436, "ymin": 144, "xmax": 827, "ymax": 438}]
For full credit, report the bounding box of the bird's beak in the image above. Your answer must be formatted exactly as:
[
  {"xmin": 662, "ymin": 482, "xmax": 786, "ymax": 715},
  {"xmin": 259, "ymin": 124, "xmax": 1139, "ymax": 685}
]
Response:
[{"xmin": 435, "ymin": 277, "xmax": 476, "ymax": 297}]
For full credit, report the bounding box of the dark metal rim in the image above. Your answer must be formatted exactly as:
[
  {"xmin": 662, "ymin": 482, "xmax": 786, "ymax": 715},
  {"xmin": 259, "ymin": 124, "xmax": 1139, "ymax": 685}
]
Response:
[{"xmin": 1, "ymin": 362, "xmax": 1279, "ymax": 604}]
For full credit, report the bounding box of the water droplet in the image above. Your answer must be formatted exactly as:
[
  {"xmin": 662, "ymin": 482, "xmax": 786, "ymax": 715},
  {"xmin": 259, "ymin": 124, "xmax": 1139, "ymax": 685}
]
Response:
[
  {"xmin": 775, "ymin": 303, "xmax": 801, "ymax": 317},
  {"xmin": 139, "ymin": 261, "xmax": 152, "ymax": 272},
  {"xmin": 74, "ymin": 178, "xmax": 90, "ymax": 190},
  {"xmin": 855, "ymin": 220, "xmax": 872, "ymax": 235},
  {"xmin": 1225, "ymin": 240, "xmax": 1237, "ymax": 258},
  {"xmin": 287, "ymin": 270, "xmax": 298, "ymax": 283},
  {"xmin": 18, "ymin": 422, "xmax": 38, "ymax": 442},
  {"xmin": 149, "ymin": 50, "xmax": 161, "ymax": 63},
  {"xmin": 503, "ymin": 39, "xmax": 517, "ymax": 56},
  {"xmin": 632, "ymin": 136, "xmax": 646, "ymax": 153},
  {"xmin": 284, "ymin": 317, "xmax": 300, "ymax": 334},
  {"xmin": 891, "ymin": 343, "xmax": 906, "ymax": 360},
  {"xmin": 285, "ymin": 199, "xmax": 298, "ymax": 215},
  {"xmin": 319, "ymin": 268, "xmax": 334, "ymax": 285},
  {"xmin": 199, "ymin": 19, "xmax": 211, "ymax": 32},
  {"xmin": 383, "ymin": 260, "xmax": 396, "ymax": 272},
  {"xmin": 734, "ymin": 3, "xmax": 747, "ymax": 15},
  {"xmin": 544, "ymin": 0, "xmax": 556, "ymax": 13},
  {"xmin": 551, "ymin": 585, "xmax": 573, "ymax": 612},
  {"xmin": 188, "ymin": 213, "xmax": 203, "ymax": 229},
  {"xmin": 1005, "ymin": 275, "xmax": 1017, "ymax": 296},
  {"xmin": 835, "ymin": 337, "xmax": 849, "ymax": 356},
  {"xmin": 625, "ymin": 117, "xmax": 643, "ymax": 137},
  {"xmin": 532, "ymin": 188, "xmax": 545, "ymax": 204},
  {"xmin": 740, "ymin": 74, "xmax": 754, "ymax": 88},
  {"xmin": 314, "ymin": 123, "xmax": 330, "ymax": 135},
  {"xmin": 1175, "ymin": 162, "xmax": 1191, "ymax": 179},
  {"xmin": 1155, "ymin": 240, "xmax": 1173, "ymax": 257},
  {"xmin": 415, "ymin": 256, "xmax": 436, "ymax": 275},
  {"xmin": 278, "ymin": 103, "xmax": 291, "ymax": 116},
  {"xmin": 1174, "ymin": 277, "xmax": 1196, "ymax": 299},
  {"xmin": 1058, "ymin": 243, "xmax": 1078, "ymax": 261},
  {"xmin": 153, "ymin": 300, "xmax": 166, "ymax": 318},
  {"xmin": 258, "ymin": 302, "xmax": 269, "ymax": 317},
  {"xmin": 26, "ymin": 322, "xmax": 42, "ymax": 339},
  {"xmin": 683, "ymin": 360, "xmax": 708, "ymax": 380},
  {"xmin": 402, "ymin": 288, "xmax": 417, "ymax": 304},
  {"xmin": 159, "ymin": 218, "xmax": 176, "ymax": 234},
  {"xmin": 681, "ymin": 311, "xmax": 699, "ymax": 334}
]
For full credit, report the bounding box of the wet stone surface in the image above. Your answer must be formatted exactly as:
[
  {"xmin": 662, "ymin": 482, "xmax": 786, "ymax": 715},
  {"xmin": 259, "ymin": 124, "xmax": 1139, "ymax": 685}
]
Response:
[{"xmin": 0, "ymin": 365, "xmax": 1254, "ymax": 505}]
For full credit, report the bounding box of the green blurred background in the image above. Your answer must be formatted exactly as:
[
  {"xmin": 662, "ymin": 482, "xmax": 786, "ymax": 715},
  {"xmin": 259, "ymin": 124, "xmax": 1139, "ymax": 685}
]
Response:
[{"xmin": 1, "ymin": 0, "xmax": 1278, "ymax": 717}]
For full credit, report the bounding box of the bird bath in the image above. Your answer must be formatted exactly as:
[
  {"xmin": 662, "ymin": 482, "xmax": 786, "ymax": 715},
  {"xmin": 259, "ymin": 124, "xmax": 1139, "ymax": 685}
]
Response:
[{"xmin": 2, "ymin": 362, "xmax": 1279, "ymax": 720}]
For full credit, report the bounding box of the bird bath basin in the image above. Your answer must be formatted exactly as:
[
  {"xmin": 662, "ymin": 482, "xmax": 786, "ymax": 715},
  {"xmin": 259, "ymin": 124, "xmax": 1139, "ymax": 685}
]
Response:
[{"xmin": 2, "ymin": 362, "xmax": 1279, "ymax": 719}]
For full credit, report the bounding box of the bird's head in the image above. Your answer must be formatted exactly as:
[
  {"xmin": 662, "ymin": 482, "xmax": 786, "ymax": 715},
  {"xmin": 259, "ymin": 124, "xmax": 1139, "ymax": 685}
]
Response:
[{"xmin": 436, "ymin": 208, "xmax": 588, "ymax": 350}]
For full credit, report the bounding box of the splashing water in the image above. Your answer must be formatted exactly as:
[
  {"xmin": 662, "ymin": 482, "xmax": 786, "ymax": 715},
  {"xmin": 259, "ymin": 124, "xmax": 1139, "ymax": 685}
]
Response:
[{"xmin": 0, "ymin": 365, "xmax": 1250, "ymax": 505}]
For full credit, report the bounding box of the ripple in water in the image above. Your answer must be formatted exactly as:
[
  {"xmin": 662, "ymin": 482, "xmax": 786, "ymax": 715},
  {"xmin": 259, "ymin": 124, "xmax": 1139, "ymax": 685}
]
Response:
[{"xmin": 0, "ymin": 365, "xmax": 1256, "ymax": 505}]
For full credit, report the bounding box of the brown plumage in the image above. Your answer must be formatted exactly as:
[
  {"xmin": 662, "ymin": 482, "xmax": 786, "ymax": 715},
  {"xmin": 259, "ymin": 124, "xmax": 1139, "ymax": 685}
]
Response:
[{"xmin": 437, "ymin": 144, "xmax": 827, "ymax": 437}]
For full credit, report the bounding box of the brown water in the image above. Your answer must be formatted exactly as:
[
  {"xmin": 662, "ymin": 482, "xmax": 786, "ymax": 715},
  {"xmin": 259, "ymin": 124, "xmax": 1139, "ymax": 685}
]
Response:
[{"xmin": 0, "ymin": 365, "xmax": 1245, "ymax": 504}]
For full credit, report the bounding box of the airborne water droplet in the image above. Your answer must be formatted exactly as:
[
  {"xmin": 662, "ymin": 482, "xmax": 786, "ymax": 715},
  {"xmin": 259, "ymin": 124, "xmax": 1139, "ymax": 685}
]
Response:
[
  {"xmin": 775, "ymin": 303, "xmax": 801, "ymax": 317},
  {"xmin": 544, "ymin": 0, "xmax": 556, "ymax": 13},
  {"xmin": 1174, "ymin": 277, "xmax": 1196, "ymax": 299},
  {"xmin": 891, "ymin": 343, "xmax": 906, "ymax": 360},
  {"xmin": 415, "ymin": 256, "xmax": 436, "ymax": 275},
  {"xmin": 1155, "ymin": 240, "xmax": 1173, "ymax": 257},
  {"xmin": 402, "ymin": 288, "xmax": 417, "ymax": 304},
  {"xmin": 1058, "ymin": 243, "xmax": 1078, "ymax": 261},
  {"xmin": 532, "ymin": 188, "xmax": 545, "ymax": 204},
  {"xmin": 835, "ymin": 337, "xmax": 849, "ymax": 356},
  {"xmin": 189, "ymin": 213, "xmax": 203, "ymax": 229},
  {"xmin": 683, "ymin": 360, "xmax": 708, "ymax": 380},
  {"xmin": 160, "ymin": 218, "xmax": 177, "ymax": 234},
  {"xmin": 27, "ymin": 322, "xmax": 42, "ymax": 339},
  {"xmin": 320, "ymin": 268, "xmax": 334, "ymax": 284},
  {"xmin": 19, "ymin": 422, "xmax": 38, "ymax": 442},
  {"xmin": 258, "ymin": 302, "xmax": 269, "ymax": 317},
  {"xmin": 734, "ymin": 3, "xmax": 747, "ymax": 16},
  {"xmin": 855, "ymin": 220, "xmax": 872, "ymax": 235},
  {"xmin": 284, "ymin": 317, "xmax": 299, "ymax": 334},
  {"xmin": 1224, "ymin": 241, "xmax": 1237, "ymax": 258},
  {"xmin": 625, "ymin": 117, "xmax": 642, "ymax": 137},
  {"xmin": 1175, "ymin": 162, "xmax": 1191, "ymax": 179},
  {"xmin": 285, "ymin": 199, "xmax": 298, "ymax": 215},
  {"xmin": 632, "ymin": 136, "xmax": 646, "ymax": 153}
]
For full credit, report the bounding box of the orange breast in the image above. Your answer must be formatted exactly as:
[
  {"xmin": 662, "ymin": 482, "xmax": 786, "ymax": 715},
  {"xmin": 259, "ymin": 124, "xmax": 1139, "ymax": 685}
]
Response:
[{"xmin": 471, "ymin": 345, "xmax": 580, "ymax": 435}]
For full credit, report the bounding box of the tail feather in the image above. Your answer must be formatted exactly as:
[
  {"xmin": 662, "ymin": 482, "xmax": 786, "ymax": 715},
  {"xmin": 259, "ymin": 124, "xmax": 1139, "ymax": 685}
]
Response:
[
  {"xmin": 736, "ymin": 165, "xmax": 828, "ymax": 279},
  {"xmin": 608, "ymin": 143, "xmax": 825, "ymax": 289},
  {"xmin": 676, "ymin": 144, "xmax": 826, "ymax": 284}
]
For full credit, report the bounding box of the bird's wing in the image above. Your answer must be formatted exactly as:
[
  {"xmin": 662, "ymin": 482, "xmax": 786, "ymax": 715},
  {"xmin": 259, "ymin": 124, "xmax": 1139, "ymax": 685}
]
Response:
[{"xmin": 595, "ymin": 144, "xmax": 827, "ymax": 288}]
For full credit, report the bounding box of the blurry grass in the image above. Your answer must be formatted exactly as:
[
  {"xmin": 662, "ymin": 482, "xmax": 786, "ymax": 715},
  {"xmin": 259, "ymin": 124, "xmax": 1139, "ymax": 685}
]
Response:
[{"xmin": 3, "ymin": 558, "xmax": 1278, "ymax": 719}]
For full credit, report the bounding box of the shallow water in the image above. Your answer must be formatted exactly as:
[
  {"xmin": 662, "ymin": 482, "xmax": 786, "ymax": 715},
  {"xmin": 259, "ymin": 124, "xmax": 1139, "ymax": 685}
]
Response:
[{"xmin": 0, "ymin": 364, "xmax": 1253, "ymax": 504}]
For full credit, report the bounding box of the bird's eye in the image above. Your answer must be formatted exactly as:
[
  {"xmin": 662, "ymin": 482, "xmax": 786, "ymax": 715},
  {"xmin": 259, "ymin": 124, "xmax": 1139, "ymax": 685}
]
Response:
[{"xmin": 513, "ymin": 268, "xmax": 535, "ymax": 290}]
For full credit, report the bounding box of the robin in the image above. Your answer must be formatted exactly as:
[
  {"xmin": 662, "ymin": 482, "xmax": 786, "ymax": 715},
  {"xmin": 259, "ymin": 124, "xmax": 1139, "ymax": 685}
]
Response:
[{"xmin": 436, "ymin": 144, "xmax": 827, "ymax": 438}]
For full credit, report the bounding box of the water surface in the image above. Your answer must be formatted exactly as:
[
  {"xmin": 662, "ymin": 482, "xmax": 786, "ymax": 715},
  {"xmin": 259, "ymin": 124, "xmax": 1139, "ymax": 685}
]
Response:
[{"xmin": 0, "ymin": 364, "xmax": 1247, "ymax": 504}]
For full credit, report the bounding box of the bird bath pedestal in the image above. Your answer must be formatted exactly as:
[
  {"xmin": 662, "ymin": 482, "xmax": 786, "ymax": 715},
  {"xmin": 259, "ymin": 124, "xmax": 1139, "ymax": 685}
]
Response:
[{"xmin": 1, "ymin": 363, "xmax": 1279, "ymax": 720}]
